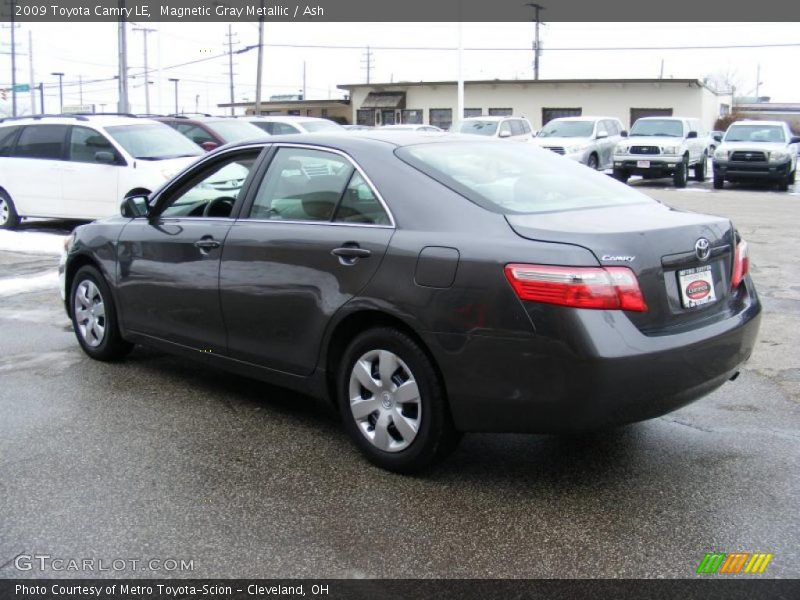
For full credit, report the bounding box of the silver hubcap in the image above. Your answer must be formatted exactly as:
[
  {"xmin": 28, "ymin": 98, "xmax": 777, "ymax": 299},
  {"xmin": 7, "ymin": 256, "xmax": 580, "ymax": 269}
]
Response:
[
  {"xmin": 348, "ymin": 349, "xmax": 422, "ymax": 453},
  {"xmin": 73, "ymin": 280, "xmax": 106, "ymax": 347},
  {"xmin": 0, "ymin": 198, "xmax": 8, "ymax": 225}
]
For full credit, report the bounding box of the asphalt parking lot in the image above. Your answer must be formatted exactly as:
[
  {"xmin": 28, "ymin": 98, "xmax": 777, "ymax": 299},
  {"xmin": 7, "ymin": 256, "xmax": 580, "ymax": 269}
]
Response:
[{"xmin": 0, "ymin": 176, "xmax": 798, "ymax": 579}]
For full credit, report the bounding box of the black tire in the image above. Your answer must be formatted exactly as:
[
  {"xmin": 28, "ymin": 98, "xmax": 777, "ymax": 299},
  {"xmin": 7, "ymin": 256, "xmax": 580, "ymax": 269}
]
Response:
[
  {"xmin": 777, "ymin": 175, "xmax": 790, "ymax": 192},
  {"xmin": 337, "ymin": 327, "xmax": 461, "ymax": 473},
  {"xmin": 673, "ymin": 157, "xmax": 688, "ymax": 188},
  {"xmin": 713, "ymin": 174, "xmax": 724, "ymax": 190},
  {"xmin": 612, "ymin": 168, "xmax": 628, "ymax": 184},
  {"xmin": 693, "ymin": 153, "xmax": 707, "ymax": 181},
  {"xmin": 0, "ymin": 189, "xmax": 20, "ymax": 230},
  {"xmin": 587, "ymin": 153, "xmax": 599, "ymax": 170},
  {"xmin": 70, "ymin": 265, "xmax": 133, "ymax": 361}
]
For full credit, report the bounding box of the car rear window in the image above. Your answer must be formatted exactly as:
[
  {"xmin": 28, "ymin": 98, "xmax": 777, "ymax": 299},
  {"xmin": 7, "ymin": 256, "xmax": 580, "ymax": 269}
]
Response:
[{"xmin": 396, "ymin": 141, "xmax": 652, "ymax": 215}]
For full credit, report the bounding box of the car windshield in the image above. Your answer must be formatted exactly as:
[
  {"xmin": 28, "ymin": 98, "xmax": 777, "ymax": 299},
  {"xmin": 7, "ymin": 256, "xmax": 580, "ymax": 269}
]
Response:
[
  {"xmin": 453, "ymin": 120, "xmax": 500, "ymax": 136},
  {"xmin": 205, "ymin": 120, "xmax": 265, "ymax": 142},
  {"xmin": 724, "ymin": 124, "xmax": 786, "ymax": 143},
  {"xmin": 397, "ymin": 141, "xmax": 651, "ymax": 215},
  {"xmin": 538, "ymin": 121, "xmax": 595, "ymax": 138},
  {"xmin": 105, "ymin": 124, "xmax": 203, "ymax": 160},
  {"xmin": 629, "ymin": 119, "xmax": 684, "ymax": 137},
  {"xmin": 300, "ymin": 120, "xmax": 344, "ymax": 132}
]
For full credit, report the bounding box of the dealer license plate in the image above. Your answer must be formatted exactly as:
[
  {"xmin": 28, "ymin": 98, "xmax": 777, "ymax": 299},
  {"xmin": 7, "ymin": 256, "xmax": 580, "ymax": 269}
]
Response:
[
  {"xmin": 678, "ymin": 265, "xmax": 717, "ymax": 308},
  {"xmin": 636, "ymin": 160, "xmax": 650, "ymax": 168}
]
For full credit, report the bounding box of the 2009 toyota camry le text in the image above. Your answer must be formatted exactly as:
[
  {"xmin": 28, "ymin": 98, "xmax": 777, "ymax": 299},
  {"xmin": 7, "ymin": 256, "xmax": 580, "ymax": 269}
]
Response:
[{"xmin": 60, "ymin": 132, "xmax": 761, "ymax": 473}]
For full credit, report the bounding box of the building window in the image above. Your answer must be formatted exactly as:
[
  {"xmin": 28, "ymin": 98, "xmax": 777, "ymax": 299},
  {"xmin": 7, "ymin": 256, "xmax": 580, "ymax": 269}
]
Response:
[
  {"xmin": 430, "ymin": 108, "xmax": 453, "ymax": 130},
  {"xmin": 380, "ymin": 110, "xmax": 396, "ymax": 125},
  {"xmin": 629, "ymin": 108, "xmax": 673, "ymax": 127},
  {"xmin": 401, "ymin": 109, "xmax": 423, "ymax": 124},
  {"xmin": 489, "ymin": 108, "xmax": 513, "ymax": 117},
  {"xmin": 321, "ymin": 108, "xmax": 329, "ymax": 117},
  {"xmin": 542, "ymin": 108, "xmax": 582, "ymax": 125},
  {"xmin": 464, "ymin": 108, "xmax": 482, "ymax": 118},
  {"xmin": 288, "ymin": 110, "xmax": 301, "ymax": 116},
  {"xmin": 357, "ymin": 109, "xmax": 376, "ymax": 126}
]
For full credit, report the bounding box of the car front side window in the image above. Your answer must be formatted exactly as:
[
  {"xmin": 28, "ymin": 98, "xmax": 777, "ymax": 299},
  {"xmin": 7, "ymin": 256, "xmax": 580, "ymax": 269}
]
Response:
[
  {"xmin": 158, "ymin": 150, "xmax": 260, "ymax": 219},
  {"xmin": 69, "ymin": 127, "xmax": 119, "ymax": 164}
]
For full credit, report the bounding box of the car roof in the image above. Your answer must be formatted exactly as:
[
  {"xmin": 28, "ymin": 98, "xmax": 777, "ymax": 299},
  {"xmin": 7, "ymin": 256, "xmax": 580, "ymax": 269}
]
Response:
[
  {"xmin": 244, "ymin": 115, "xmax": 332, "ymax": 123},
  {"xmin": 547, "ymin": 116, "xmax": 617, "ymax": 122},
  {"xmin": 461, "ymin": 116, "xmax": 516, "ymax": 122},
  {"xmin": 729, "ymin": 120, "xmax": 786, "ymax": 127},
  {"xmin": 0, "ymin": 114, "xmax": 152, "ymax": 127}
]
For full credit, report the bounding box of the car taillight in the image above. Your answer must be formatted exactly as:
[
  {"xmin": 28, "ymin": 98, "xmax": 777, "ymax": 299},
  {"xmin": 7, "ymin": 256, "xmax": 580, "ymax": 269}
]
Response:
[
  {"xmin": 504, "ymin": 264, "xmax": 648, "ymax": 312},
  {"xmin": 731, "ymin": 239, "xmax": 750, "ymax": 289}
]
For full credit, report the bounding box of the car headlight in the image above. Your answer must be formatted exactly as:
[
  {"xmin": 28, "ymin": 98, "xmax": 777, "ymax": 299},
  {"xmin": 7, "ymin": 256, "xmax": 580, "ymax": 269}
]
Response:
[
  {"xmin": 661, "ymin": 145, "xmax": 680, "ymax": 155},
  {"xmin": 769, "ymin": 150, "xmax": 789, "ymax": 163},
  {"xmin": 566, "ymin": 143, "xmax": 589, "ymax": 154},
  {"xmin": 159, "ymin": 168, "xmax": 176, "ymax": 180},
  {"xmin": 615, "ymin": 144, "xmax": 629, "ymax": 154},
  {"xmin": 713, "ymin": 148, "xmax": 727, "ymax": 160}
]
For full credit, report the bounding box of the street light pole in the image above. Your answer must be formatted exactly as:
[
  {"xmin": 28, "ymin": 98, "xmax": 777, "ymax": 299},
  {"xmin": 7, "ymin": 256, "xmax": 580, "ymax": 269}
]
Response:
[
  {"xmin": 525, "ymin": 3, "xmax": 544, "ymax": 80},
  {"xmin": 51, "ymin": 72, "xmax": 65, "ymax": 112},
  {"xmin": 254, "ymin": 0, "xmax": 264, "ymax": 116},
  {"xmin": 168, "ymin": 78, "xmax": 179, "ymax": 114}
]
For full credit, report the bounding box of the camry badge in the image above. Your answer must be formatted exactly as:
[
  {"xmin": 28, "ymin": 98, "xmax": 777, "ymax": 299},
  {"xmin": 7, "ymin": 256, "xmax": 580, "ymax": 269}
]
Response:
[
  {"xmin": 695, "ymin": 238, "xmax": 711, "ymax": 261},
  {"xmin": 601, "ymin": 255, "xmax": 635, "ymax": 262}
]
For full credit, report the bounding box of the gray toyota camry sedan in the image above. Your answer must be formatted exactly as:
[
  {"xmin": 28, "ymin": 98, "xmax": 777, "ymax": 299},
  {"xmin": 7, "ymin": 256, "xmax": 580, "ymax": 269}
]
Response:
[{"xmin": 61, "ymin": 132, "xmax": 761, "ymax": 473}]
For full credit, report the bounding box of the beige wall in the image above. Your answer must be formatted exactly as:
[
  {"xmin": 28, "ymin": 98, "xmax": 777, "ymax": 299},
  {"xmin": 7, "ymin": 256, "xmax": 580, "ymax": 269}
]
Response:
[{"xmin": 349, "ymin": 81, "xmax": 722, "ymax": 130}]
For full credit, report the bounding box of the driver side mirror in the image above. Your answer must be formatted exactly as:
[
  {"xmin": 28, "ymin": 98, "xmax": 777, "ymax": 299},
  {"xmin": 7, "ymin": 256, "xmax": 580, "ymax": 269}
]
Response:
[
  {"xmin": 596, "ymin": 132, "xmax": 608, "ymax": 140},
  {"xmin": 95, "ymin": 151, "xmax": 116, "ymax": 164},
  {"xmin": 713, "ymin": 133, "xmax": 723, "ymax": 143},
  {"xmin": 620, "ymin": 130, "xmax": 628, "ymax": 138},
  {"xmin": 498, "ymin": 130, "xmax": 511, "ymax": 138},
  {"xmin": 121, "ymin": 195, "xmax": 150, "ymax": 218},
  {"xmin": 687, "ymin": 131, "xmax": 698, "ymax": 139},
  {"xmin": 790, "ymin": 136, "xmax": 800, "ymax": 145}
]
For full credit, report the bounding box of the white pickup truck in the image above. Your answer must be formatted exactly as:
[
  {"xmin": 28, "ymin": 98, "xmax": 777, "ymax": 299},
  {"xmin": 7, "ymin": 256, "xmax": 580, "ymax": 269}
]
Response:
[{"xmin": 612, "ymin": 117, "xmax": 711, "ymax": 188}]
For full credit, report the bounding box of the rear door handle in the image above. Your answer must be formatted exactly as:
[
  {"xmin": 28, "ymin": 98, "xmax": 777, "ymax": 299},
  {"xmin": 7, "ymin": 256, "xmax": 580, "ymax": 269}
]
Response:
[{"xmin": 332, "ymin": 244, "xmax": 371, "ymax": 265}]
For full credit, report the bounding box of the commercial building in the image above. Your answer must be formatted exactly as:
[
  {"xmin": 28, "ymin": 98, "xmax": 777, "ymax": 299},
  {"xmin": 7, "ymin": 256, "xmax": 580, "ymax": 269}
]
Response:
[
  {"xmin": 216, "ymin": 98, "xmax": 352, "ymax": 122},
  {"xmin": 338, "ymin": 78, "xmax": 724, "ymax": 130}
]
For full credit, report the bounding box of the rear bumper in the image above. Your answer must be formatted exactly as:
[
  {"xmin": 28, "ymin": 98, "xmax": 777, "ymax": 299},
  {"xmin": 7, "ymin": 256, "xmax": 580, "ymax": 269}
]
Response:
[
  {"xmin": 714, "ymin": 160, "xmax": 791, "ymax": 181},
  {"xmin": 425, "ymin": 279, "xmax": 761, "ymax": 433}
]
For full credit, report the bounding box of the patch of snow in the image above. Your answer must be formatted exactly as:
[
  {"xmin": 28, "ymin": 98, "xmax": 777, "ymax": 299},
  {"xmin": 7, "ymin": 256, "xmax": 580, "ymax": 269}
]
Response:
[
  {"xmin": 0, "ymin": 230, "xmax": 66, "ymax": 255},
  {"xmin": 0, "ymin": 271, "xmax": 59, "ymax": 296}
]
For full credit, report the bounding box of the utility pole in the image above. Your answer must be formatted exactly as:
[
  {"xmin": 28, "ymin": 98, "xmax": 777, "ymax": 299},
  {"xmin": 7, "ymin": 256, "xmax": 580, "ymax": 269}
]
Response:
[
  {"xmin": 526, "ymin": 3, "xmax": 544, "ymax": 80},
  {"xmin": 254, "ymin": 0, "xmax": 264, "ymax": 116},
  {"xmin": 457, "ymin": 17, "xmax": 464, "ymax": 125},
  {"xmin": 28, "ymin": 30, "xmax": 35, "ymax": 114},
  {"xmin": 659, "ymin": 59, "xmax": 664, "ymax": 79},
  {"xmin": 38, "ymin": 82, "xmax": 44, "ymax": 113},
  {"xmin": 168, "ymin": 78, "xmax": 179, "ymax": 114},
  {"xmin": 302, "ymin": 61, "xmax": 306, "ymax": 100},
  {"xmin": 51, "ymin": 72, "xmax": 65, "ymax": 112},
  {"xmin": 78, "ymin": 75, "xmax": 83, "ymax": 105},
  {"xmin": 361, "ymin": 46, "xmax": 374, "ymax": 84},
  {"xmin": 117, "ymin": 6, "xmax": 129, "ymax": 113},
  {"xmin": 755, "ymin": 64, "xmax": 762, "ymax": 99},
  {"xmin": 225, "ymin": 25, "xmax": 237, "ymax": 116},
  {"xmin": 133, "ymin": 26, "xmax": 155, "ymax": 113},
  {"xmin": 10, "ymin": 1, "xmax": 17, "ymax": 116}
]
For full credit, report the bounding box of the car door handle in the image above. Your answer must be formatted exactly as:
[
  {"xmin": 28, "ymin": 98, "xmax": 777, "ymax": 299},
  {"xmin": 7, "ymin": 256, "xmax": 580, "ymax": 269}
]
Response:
[
  {"xmin": 194, "ymin": 238, "xmax": 221, "ymax": 250},
  {"xmin": 332, "ymin": 245, "xmax": 371, "ymax": 265}
]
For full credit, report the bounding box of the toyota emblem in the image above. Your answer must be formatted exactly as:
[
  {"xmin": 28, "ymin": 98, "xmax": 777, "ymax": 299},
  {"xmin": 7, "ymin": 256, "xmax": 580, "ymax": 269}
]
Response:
[{"xmin": 695, "ymin": 238, "xmax": 711, "ymax": 261}]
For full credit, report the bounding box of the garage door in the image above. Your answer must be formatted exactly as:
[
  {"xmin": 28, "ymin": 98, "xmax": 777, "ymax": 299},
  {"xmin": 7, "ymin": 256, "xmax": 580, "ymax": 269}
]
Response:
[{"xmin": 630, "ymin": 108, "xmax": 673, "ymax": 127}]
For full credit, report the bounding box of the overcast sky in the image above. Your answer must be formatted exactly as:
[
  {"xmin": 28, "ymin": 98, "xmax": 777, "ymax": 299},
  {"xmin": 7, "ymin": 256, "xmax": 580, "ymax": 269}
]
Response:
[{"xmin": 1, "ymin": 21, "xmax": 798, "ymax": 116}]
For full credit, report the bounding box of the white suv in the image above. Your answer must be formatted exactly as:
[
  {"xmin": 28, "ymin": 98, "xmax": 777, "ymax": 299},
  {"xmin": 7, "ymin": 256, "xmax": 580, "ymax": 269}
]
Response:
[
  {"xmin": 612, "ymin": 117, "xmax": 710, "ymax": 187},
  {"xmin": 241, "ymin": 116, "xmax": 345, "ymax": 135},
  {"xmin": 0, "ymin": 115, "xmax": 203, "ymax": 229},
  {"xmin": 452, "ymin": 116, "xmax": 534, "ymax": 141},
  {"xmin": 532, "ymin": 116, "xmax": 625, "ymax": 170}
]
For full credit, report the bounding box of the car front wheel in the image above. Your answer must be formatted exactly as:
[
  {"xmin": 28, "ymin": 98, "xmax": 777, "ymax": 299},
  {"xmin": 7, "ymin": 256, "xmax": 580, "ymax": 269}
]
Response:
[
  {"xmin": 337, "ymin": 327, "xmax": 461, "ymax": 473},
  {"xmin": 70, "ymin": 266, "xmax": 133, "ymax": 361},
  {"xmin": 673, "ymin": 158, "xmax": 688, "ymax": 188}
]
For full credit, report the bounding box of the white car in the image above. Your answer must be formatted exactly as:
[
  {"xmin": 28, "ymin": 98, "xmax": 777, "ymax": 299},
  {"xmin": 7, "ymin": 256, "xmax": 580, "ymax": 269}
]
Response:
[
  {"xmin": 0, "ymin": 115, "xmax": 203, "ymax": 228},
  {"xmin": 379, "ymin": 124, "xmax": 443, "ymax": 132},
  {"xmin": 612, "ymin": 117, "xmax": 710, "ymax": 187},
  {"xmin": 712, "ymin": 120, "xmax": 799, "ymax": 191},
  {"xmin": 451, "ymin": 116, "xmax": 534, "ymax": 141},
  {"xmin": 241, "ymin": 116, "xmax": 345, "ymax": 135},
  {"xmin": 532, "ymin": 116, "xmax": 625, "ymax": 170}
]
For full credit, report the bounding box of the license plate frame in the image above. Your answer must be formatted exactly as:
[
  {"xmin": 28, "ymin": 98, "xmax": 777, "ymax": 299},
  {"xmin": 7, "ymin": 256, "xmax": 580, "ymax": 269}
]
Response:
[
  {"xmin": 678, "ymin": 265, "xmax": 717, "ymax": 308},
  {"xmin": 636, "ymin": 160, "xmax": 651, "ymax": 168}
]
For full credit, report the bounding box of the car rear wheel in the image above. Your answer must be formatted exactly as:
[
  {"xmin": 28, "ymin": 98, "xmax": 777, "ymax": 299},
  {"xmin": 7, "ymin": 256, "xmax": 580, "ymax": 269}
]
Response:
[
  {"xmin": 70, "ymin": 266, "xmax": 133, "ymax": 361},
  {"xmin": 337, "ymin": 327, "xmax": 461, "ymax": 473},
  {"xmin": 612, "ymin": 168, "xmax": 628, "ymax": 184},
  {"xmin": 693, "ymin": 154, "xmax": 707, "ymax": 181},
  {"xmin": 673, "ymin": 158, "xmax": 688, "ymax": 188},
  {"xmin": 0, "ymin": 190, "xmax": 19, "ymax": 230},
  {"xmin": 713, "ymin": 174, "xmax": 724, "ymax": 189}
]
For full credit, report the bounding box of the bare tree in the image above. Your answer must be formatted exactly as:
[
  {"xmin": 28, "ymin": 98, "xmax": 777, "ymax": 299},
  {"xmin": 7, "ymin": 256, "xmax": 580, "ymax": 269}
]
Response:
[{"xmin": 704, "ymin": 65, "xmax": 746, "ymax": 94}]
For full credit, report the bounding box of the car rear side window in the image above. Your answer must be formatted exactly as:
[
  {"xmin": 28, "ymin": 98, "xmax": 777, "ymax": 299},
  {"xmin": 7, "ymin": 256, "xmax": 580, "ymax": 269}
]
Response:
[
  {"xmin": 397, "ymin": 141, "xmax": 652, "ymax": 215},
  {"xmin": 15, "ymin": 125, "xmax": 68, "ymax": 160},
  {"xmin": 0, "ymin": 126, "xmax": 20, "ymax": 156},
  {"xmin": 175, "ymin": 123, "xmax": 216, "ymax": 146},
  {"xmin": 333, "ymin": 172, "xmax": 390, "ymax": 225},
  {"xmin": 249, "ymin": 147, "xmax": 354, "ymax": 221},
  {"xmin": 509, "ymin": 120, "xmax": 525, "ymax": 136}
]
